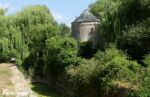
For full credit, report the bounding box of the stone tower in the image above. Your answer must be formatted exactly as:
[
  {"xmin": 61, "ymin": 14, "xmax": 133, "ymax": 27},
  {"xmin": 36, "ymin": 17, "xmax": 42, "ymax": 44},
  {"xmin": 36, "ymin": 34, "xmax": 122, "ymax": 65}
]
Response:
[{"xmin": 71, "ymin": 10, "xmax": 103, "ymax": 48}]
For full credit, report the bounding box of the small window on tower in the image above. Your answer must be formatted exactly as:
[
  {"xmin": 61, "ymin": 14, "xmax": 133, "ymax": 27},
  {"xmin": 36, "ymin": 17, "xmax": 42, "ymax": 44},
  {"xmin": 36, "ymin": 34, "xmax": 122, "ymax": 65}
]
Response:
[{"xmin": 90, "ymin": 28, "xmax": 94, "ymax": 35}]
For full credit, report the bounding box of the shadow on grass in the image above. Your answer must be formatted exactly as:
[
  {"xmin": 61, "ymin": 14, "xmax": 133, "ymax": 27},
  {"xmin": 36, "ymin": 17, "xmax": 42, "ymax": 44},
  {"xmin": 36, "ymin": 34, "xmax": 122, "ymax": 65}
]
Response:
[{"xmin": 30, "ymin": 82, "xmax": 62, "ymax": 97}]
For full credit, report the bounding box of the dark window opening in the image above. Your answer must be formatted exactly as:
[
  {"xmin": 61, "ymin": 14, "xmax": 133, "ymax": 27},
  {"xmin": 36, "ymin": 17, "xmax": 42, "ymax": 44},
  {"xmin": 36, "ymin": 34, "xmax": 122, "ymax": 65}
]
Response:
[{"xmin": 90, "ymin": 28, "xmax": 94, "ymax": 35}]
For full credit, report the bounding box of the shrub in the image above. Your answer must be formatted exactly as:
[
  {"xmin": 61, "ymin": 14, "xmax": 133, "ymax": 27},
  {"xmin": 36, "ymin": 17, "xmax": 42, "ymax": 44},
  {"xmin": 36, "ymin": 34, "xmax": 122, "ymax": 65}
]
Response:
[
  {"xmin": 44, "ymin": 36, "xmax": 79, "ymax": 76},
  {"xmin": 78, "ymin": 41, "xmax": 96, "ymax": 58},
  {"xmin": 67, "ymin": 46, "xmax": 140, "ymax": 96},
  {"xmin": 143, "ymin": 54, "xmax": 150, "ymax": 67},
  {"xmin": 133, "ymin": 67, "xmax": 150, "ymax": 97},
  {"xmin": 118, "ymin": 18, "xmax": 150, "ymax": 60}
]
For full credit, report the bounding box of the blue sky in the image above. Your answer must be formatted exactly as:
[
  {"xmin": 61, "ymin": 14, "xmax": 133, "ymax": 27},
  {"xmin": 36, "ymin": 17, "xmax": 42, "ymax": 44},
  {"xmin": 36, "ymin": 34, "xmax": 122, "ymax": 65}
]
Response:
[{"xmin": 0, "ymin": 0, "xmax": 96, "ymax": 26}]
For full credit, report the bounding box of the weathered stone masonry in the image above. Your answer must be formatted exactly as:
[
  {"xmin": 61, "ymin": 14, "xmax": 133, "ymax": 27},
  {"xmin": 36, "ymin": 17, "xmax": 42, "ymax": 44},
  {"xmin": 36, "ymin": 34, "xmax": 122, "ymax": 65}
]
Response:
[{"xmin": 71, "ymin": 10, "xmax": 104, "ymax": 48}]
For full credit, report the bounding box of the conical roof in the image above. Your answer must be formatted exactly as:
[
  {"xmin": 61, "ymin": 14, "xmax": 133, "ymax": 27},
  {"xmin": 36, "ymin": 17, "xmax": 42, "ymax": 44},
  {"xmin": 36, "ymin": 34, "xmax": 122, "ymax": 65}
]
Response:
[{"xmin": 73, "ymin": 9, "xmax": 100, "ymax": 23}]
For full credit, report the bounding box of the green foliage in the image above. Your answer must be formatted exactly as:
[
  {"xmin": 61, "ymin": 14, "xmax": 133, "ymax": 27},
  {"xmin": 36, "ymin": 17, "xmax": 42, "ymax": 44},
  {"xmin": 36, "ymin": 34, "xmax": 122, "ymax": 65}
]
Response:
[
  {"xmin": 0, "ymin": 5, "xmax": 60, "ymax": 77},
  {"xmin": 143, "ymin": 53, "xmax": 150, "ymax": 67},
  {"xmin": 44, "ymin": 36, "xmax": 79, "ymax": 76},
  {"xmin": 0, "ymin": 5, "xmax": 78, "ymax": 79},
  {"xmin": 118, "ymin": 18, "xmax": 150, "ymax": 60},
  {"xmin": 94, "ymin": 47, "xmax": 140, "ymax": 91},
  {"xmin": 67, "ymin": 59, "xmax": 97, "ymax": 85},
  {"xmin": 0, "ymin": 10, "xmax": 26, "ymax": 63},
  {"xmin": 0, "ymin": 2, "xmax": 149, "ymax": 97},
  {"xmin": 90, "ymin": 0, "xmax": 150, "ymax": 43},
  {"xmin": 30, "ymin": 82, "xmax": 62, "ymax": 97},
  {"xmin": 67, "ymin": 46, "xmax": 140, "ymax": 96},
  {"xmin": 131, "ymin": 67, "xmax": 150, "ymax": 97},
  {"xmin": 0, "ymin": 8, "xmax": 6, "ymax": 16},
  {"xmin": 78, "ymin": 41, "xmax": 96, "ymax": 58},
  {"xmin": 94, "ymin": 45, "xmax": 127, "ymax": 63},
  {"xmin": 59, "ymin": 23, "xmax": 70, "ymax": 36},
  {"xmin": 90, "ymin": 0, "xmax": 150, "ymax": 61},
  {"xmin": 140, "ymin": 67, "xmax": 150, "ymax": 97},
  {"xmin": 16, "ymin": 5, "xmax": 55, "ymax": 26},
  {"xmin": 15, "ymin": 5, "xmax": 59, "ymax": 76},
  {"xmin": 0, "ymin": 38, "xmax": 10, "ymax": 62}
]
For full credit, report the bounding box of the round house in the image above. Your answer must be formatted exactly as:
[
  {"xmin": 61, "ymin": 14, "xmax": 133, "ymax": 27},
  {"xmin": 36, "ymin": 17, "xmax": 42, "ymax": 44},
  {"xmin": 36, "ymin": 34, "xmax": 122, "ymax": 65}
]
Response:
[{"xmin": 71, "ymin": 10, "xmax": 100, "ymax": 42}]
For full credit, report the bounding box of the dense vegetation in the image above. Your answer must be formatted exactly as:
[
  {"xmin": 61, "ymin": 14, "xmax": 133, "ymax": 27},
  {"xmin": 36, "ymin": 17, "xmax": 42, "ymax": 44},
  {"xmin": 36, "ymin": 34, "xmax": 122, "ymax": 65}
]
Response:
[
  {"xmin": 0, "ymin": 0, "xmax": 149, "ymax": 96},
  {"xmin": 90, "ymin": 0, "xmax": 150, "ymax": 60},
  {"xmin": 30, "ymin": 82, "xmax": 62, "ymax": 97},
  {"xmin": 89, "ymin": 0, "xmax": 150, "ymax": 96}
]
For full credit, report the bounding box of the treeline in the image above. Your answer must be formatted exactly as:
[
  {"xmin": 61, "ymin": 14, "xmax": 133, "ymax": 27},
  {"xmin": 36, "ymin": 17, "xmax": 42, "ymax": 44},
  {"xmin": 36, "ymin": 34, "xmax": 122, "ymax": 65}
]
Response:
[
  {"xmin": 89, "ymin": 0, "xmax": 150, "ymax": 96},
  {"xmin": 0, "ymin": 0, "xmax": 149, "ymax": 96},
  {"xmin": 90, "ymin": 0, "xmax": 150, "ymax": 60},
  {"xmin": 0, "ymin": 5, "xmax": 72, "ymax": 75}
]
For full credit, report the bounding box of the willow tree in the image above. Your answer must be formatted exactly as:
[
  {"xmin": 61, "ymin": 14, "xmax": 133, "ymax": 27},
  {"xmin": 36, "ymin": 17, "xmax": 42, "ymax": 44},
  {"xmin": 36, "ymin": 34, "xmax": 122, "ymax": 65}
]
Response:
[
  {"xmin": 15, "ymin": 5, "xmax": 59, "ymax": 76},
  {"xmin": 90, "ymin": 0, "xmax": 150, "ymax": 43},
  {"xmin": 0, "ymin": 9, "xmax": 25, "ymax": 64}
]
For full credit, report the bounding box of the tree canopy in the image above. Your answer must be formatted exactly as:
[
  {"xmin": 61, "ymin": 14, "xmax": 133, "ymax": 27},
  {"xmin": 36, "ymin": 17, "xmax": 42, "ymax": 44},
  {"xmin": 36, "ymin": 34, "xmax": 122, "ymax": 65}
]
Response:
[{"xmin": 0, "ymin": 2, "xmax": 150, "ymax": 97}]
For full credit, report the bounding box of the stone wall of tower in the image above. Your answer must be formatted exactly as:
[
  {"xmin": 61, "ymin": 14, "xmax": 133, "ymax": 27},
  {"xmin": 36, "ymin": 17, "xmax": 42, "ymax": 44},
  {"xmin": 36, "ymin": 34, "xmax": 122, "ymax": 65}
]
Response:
[
  {"xmin": 71, "ymin": 22, "xmax": 79, "ymax": 40},
  {"xmin": 71, "ymin": 21, "xmax": 104, "ymax": 48},
  {"xmin": 72, "ymin": 21, "xmax": 99, "ymax": 42},
  {"xmin": 79, "ymin": 22, "xmax": 97, "ymax": 42}
]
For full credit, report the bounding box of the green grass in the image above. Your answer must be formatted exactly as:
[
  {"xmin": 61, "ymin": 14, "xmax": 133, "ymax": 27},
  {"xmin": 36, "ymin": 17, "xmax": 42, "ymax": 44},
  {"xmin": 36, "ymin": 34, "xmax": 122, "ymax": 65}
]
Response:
[{"xmin": 30, "ymin": 82, "xmax": 62, "ymax": 97}]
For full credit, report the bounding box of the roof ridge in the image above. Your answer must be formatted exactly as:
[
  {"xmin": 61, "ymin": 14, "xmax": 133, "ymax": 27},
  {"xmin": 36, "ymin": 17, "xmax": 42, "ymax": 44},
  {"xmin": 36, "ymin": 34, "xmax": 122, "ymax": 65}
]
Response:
[{"xmin": 72, "ymin": 9, "xmax": 100, "ymax": 23}]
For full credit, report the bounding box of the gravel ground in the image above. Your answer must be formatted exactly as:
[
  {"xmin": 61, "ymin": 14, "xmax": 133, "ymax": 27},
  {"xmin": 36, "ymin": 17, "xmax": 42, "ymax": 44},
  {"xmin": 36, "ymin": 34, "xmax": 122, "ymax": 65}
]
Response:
[{"xmin": 1, "ymin": 63, "xmax": 36, "ymax": 97}]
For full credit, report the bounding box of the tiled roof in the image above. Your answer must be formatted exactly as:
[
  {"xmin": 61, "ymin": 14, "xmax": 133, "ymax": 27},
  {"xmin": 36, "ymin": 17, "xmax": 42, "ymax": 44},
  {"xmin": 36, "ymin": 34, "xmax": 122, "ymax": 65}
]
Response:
[{"xmin": 73, "ymin": 9, "xmax": 100, "ymax": 23}]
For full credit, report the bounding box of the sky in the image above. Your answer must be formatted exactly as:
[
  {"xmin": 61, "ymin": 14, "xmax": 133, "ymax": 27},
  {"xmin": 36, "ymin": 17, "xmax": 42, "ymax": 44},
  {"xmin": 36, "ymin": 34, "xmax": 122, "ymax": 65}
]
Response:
[{"xmin": 0, "ymin": 0, "xmax": 96, "ymax": 26}]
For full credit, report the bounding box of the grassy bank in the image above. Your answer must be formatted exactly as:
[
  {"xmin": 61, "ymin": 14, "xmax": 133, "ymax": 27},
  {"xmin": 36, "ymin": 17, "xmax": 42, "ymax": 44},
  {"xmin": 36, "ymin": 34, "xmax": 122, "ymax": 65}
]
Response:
[{"xmin": 30, "ymin": 82, "xmax": 62, "ymax": 97}]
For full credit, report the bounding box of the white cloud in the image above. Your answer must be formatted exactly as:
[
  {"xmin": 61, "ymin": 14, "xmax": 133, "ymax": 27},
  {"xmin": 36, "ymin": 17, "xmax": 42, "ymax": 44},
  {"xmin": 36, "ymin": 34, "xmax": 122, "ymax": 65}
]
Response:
[
  {"xmin": 51, "ymin": 11, "xmax": 71, "ymax": 27},
  {"xmin": 0, "ymin": 3, "xmax": 16, "ymax": 15},
  {"xmin": 0, "ymin": 3, "xmax": 10, "ymax": 9}
]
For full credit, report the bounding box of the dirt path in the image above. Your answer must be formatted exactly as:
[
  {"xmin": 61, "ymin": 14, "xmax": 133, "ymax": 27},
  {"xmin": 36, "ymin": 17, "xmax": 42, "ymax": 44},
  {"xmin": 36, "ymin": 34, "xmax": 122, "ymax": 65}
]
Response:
[{"xmin": 2, "ymin": 63, "xmax": 36, "ymax": 97}]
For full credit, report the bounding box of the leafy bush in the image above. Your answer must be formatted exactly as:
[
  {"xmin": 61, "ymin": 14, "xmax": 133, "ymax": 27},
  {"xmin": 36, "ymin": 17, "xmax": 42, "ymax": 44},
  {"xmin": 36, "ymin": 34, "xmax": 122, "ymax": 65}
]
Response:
[
  {"xmin": 67, "ymin": 46, "xmax": 140, "ymax": 96},
  {"xmin": 132, "ymin": 67, "xmax": 150, "ymax": 97},
  {"xmin": 134, "ymin": 54, "xmax": 150, "ymax": 97},
  {"xmin": 143, "ymin": 54, "xmax": 150, "ymax": 67},
  {"xmin": 67, "ymin": 58, "xmax": 97, "ymax": 85},
  {"xmin": 59, "ymin": 23, "xmax": 70, "ymax": 36},
  {"xmin": 78, "ymin": 41, "xmax": 96, "ymax": 58},
  {"xmin": 44, "ymin": 36, "xmax": 79, "ymax": 76},
  {"xmin": 118, "ymin": 18, "xmax": 150, "ymax": 60},
  {"xmin": 90, "ymin": 0, "xmax": 150, "ymax": 43}
]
